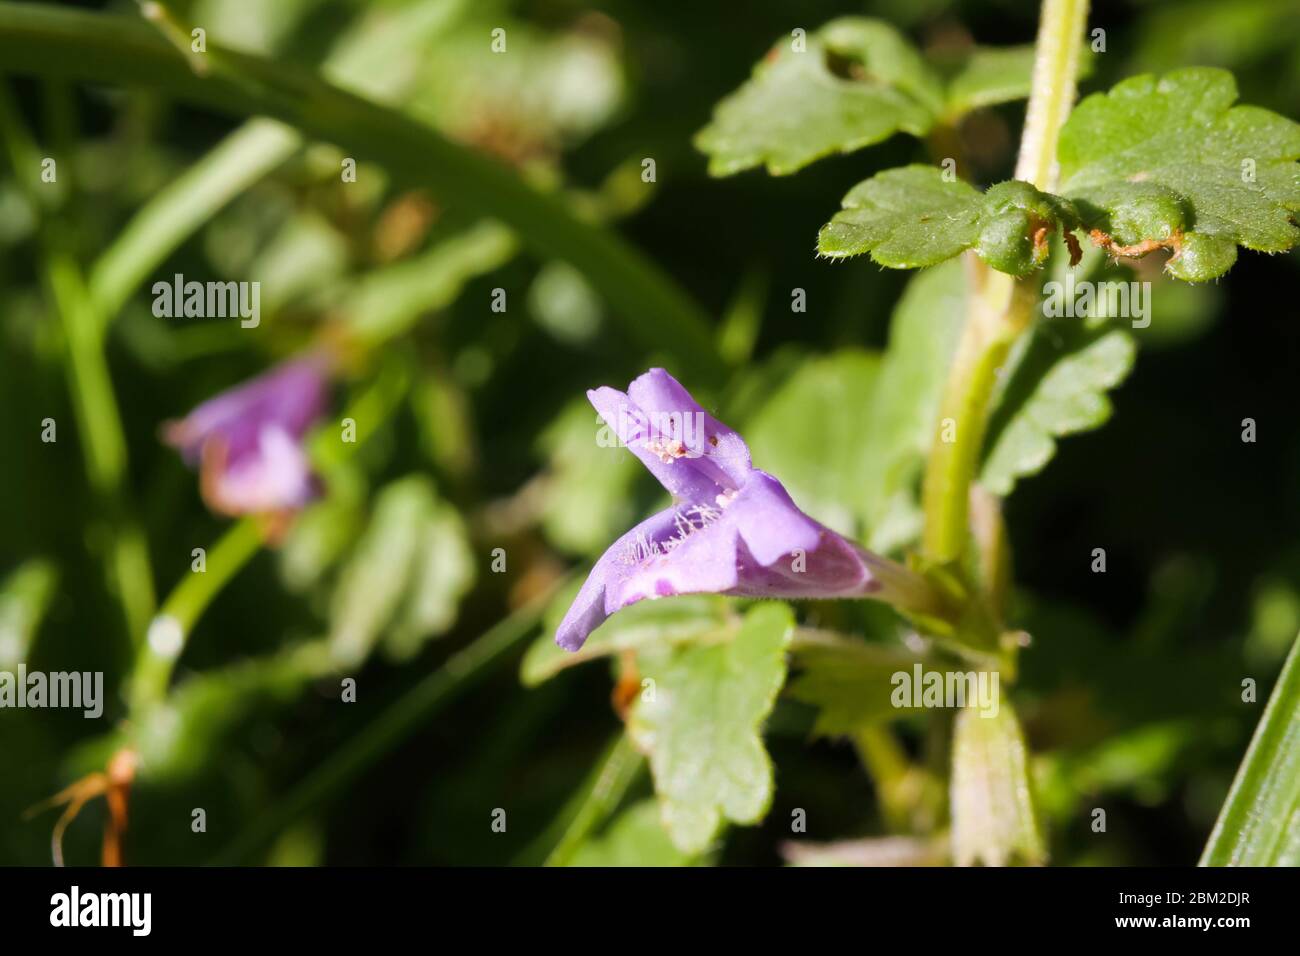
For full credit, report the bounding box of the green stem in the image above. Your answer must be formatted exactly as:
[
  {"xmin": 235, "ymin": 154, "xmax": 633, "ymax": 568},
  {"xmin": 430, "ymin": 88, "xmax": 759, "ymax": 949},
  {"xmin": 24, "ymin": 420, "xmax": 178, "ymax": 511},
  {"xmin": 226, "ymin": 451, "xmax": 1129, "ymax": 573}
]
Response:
[
  {"xmin": 854, "ymin": 726, "xmax": 925, "ymax": 834},
  {"xmin": 920, "ymin": 0, "xmax": 1089, "ymax": 565},
  {"xmin": 127, "ymin": 517, "xmax": 263, "ymax": 712},
  {"xmin": 128, "ymin": 368, "xmax": 413, "ymax": 713},
  {"xmin": 542, "ymin": 733, "xmax": 644, "ymax": 867},
  {"xmin": 921, "ymin": 266, "xmax": 1034, "ymax": 563},
  {"xmin": 209, "ymin": 587, "xmax": 557, "ymax": 865},
  {"xmin": 1015, "ymin": 0, "xmax": 1091, "ymax": 192},
  {"xmin": 0, "ymin": 2, "xmax": 724, "ymax": 380}
]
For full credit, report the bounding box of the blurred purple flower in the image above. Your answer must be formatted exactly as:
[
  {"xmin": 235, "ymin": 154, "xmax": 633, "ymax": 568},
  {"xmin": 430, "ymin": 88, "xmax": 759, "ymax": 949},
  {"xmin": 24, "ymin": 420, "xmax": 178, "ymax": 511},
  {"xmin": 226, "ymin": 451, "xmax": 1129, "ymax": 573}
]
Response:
[
  {"xmin": 556, "ymin": 368, "xmax": 940, "ymax": 651},
  {"xmin": 163, "ymin": 354, "xmax": 331, "ymax": 518}
]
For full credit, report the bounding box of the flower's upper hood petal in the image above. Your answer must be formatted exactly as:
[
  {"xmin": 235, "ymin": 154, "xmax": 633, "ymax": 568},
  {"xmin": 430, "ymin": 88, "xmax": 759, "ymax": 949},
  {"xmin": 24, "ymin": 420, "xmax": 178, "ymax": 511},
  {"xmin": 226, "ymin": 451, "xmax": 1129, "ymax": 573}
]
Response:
[
  {"xmin": 625, "ymin": 368, "xmax": 751, "ymax": 489},
  {"xmin": 587, "ymin": 368, "xmax": 751, "ymax": 503},
  {"xmin": 165, "ymin": 355, "xmax": 330, "ymax": 465}
]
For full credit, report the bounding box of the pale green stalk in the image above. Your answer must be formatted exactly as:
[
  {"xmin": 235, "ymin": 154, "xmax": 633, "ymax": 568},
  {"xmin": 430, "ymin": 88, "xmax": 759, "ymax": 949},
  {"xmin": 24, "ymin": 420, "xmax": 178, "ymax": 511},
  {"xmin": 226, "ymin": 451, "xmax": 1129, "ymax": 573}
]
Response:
[{"xmin": 920, "ymin": 0, "xmax": 1090, "ymax": 566}]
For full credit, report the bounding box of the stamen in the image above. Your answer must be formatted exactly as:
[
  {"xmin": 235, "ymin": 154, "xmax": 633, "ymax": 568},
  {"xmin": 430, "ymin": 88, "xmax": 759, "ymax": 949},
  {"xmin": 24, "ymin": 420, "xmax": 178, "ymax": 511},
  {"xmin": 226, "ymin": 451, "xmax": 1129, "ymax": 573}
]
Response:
[
  {"xmin": 644, "ymin": 436, "xmax": 688, "ymax": 463},
  {"xmin": 617, "ymin": 501, "xmax": 725, "ymax": 565}
]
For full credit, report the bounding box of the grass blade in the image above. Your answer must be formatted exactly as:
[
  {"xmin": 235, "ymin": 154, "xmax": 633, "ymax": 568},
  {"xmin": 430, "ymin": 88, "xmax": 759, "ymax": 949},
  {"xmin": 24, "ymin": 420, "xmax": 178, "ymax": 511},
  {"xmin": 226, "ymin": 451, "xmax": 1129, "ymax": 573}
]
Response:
[{"xmin": 1200, "ymin": 633, "xmax": 1300, "ymax": 866}]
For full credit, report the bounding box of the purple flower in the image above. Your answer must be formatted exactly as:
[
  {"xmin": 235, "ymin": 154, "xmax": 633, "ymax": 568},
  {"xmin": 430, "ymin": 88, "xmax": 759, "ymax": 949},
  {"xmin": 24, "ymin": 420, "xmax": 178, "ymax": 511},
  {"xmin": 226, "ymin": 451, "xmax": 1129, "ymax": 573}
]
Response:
[
  {"xmin": 163, "ymin": 354, "xmax": 331, "ymax": 518},
  {"xmin": 556, "ymin": 368, "xmax": 941, "ymax": 651}
]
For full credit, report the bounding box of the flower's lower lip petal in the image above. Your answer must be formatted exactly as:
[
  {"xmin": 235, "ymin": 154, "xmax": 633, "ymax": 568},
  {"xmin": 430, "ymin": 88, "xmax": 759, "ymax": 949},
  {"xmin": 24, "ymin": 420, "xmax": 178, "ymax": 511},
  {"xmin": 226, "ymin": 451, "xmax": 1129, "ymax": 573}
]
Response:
[
  {"xmin": 604, "ymin": 510, "xmax": 740, "ymax": 613},
  {"xmin": 555, "ymin": 506, "xmax": 684, "ymax": 651},
  {"xmin": 203, "ymin": 425, "xmax": 319, "ymax": 516},
  {"xmin": 555, "ymin": 579, "xmax": 608, "ymax": 652}
]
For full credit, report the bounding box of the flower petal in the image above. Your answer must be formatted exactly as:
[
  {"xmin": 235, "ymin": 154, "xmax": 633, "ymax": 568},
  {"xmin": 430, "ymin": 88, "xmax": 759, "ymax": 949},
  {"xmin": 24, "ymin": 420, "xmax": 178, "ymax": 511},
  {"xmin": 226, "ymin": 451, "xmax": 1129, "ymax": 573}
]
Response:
[
  {"xmin": 165, "ymin": 354, "xmax": 331, "ymax": 516},
  {"xmin": 202, "ymin": 424, "xmax": 318, "ymax": 516},
  {"xmin": 587, "ymin": 368, "xmax": 753, "ymax": 504},
  {"xmin": 587, "ymin": 385, "xmax": 727, "ymax": 502},
  {"xmin": 555, "ymin": 507, "xmax": 684, "ymax": 651},
  {"xmin": 165, "ymin": 356, "xmax": 329, "ymax": 465},
  {"xmin": 625, "ymin": 368, "xmax": 752, "ymax": 488},
  {"xmin": 730, "ymin": 470, "xmax": 823, "ymax": 565}
]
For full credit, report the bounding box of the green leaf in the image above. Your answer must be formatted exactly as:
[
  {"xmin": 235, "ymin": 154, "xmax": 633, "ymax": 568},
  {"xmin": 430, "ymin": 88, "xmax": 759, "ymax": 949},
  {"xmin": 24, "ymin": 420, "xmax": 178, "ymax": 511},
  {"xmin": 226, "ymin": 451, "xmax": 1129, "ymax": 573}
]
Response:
[
  {"xmin": 339, "ymin": 221, "xmax": 518, "ymax": 345},
  {"xmin": 521, "ymin": 587, "xmax": 733, "ymax": 687},
  {"xmin": 695, "ymin": 20, "xmax": 1060, "ymax": 176},
  {"xmin": 744, "ymin": 350, "xmax": 880, "ymax": 537},
  {"xmin": 627, "ymin": 603, "xmax": 794, "ymax": 854},
  {"xmin": 328, "ymin": 475, "xmax": 472, "ymax": 666},
  {"xmin": 937, "ymin": 43, "xmax": 1094, "ymax": 120},
  {"xmin": 278, "ymin": 474, "xmax": 365, "ymax": 594},
  {"xmin": 819, "ymin": 167, "xmax": 1077, "ymax": 274},
  {"xmin": 568, "ymin": 800, "xmax": 697, "ymax": 867},
  {"xmin": 941, "ymin": 45, "xmax": 1038, "ymax": 118},
  {"xmin": 1057, "ymin": 67, "xmax": 1300, "ymax": 281},
  {"xmin": 1201, "ymin": 633, "xmax": 1300, "ymax": 866},
  {"xmin": 383, "ymin": 497, "xmax": 476, "ymax": 661},
  {"xmin": 411, "ymin": 17, "xmax": 625, "ymax": 154},
  {"xmin": 980, "ymin": 314, "xmax": 1136, "ymax": 496},
  {"xmin": 694, "ymin": 18, "xmax": 942, "ymax": 176},
  {"xmin": 819, "ymin": 69, "xmax": 1300, "ymax": 280},
  {"xmin": 859, "ymin": 261, "xmax": 966, "ymax": 552},
  {"xmin": 785, "ymin": 631, "xmax": 928, "ymax": 736},
  {"xmin": 1036, "ymin": 721, "xmax": 1197, "ymax": 824},
  {"xmin": 818, "ymin": 165, "xmax": 983, "ymax": 266},
  {"xmin": 950, "ymin": 698, "xmax": 1046, "ymax": 866},
  {"xmin": 528, "ymin": 261, "xmax": 604, "ymax": 346}
]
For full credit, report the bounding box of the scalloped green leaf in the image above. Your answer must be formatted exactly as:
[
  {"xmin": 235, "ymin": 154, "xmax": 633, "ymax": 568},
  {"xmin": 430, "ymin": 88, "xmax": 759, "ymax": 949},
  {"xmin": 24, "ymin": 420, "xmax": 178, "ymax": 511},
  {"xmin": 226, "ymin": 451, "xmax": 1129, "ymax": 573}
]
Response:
[
  {"xmin": 627, "ymin": 603, "xmax": 794, "ymax": 854},
  {"xmin": 694, "ymin": 18, "xmax": 942, "ymax": 176},
  {"xmin": 786, "ymin": 632, "xmax": 929, "ymax": 736},
  {"xmin": 980, "ymin": 314, "xmax": 1136, "ymax": 496},
  {"xmin": 819, "ymin": 166, "xmax": 1076, "ymax": 275},
  {"xmin": 328, "ymin": 477, "xmax": 434, "ymax": 667},
  {"xmin": 818, "ymin": 165, "xmax": 982, "ymax": 265},
  {"xmin": 383, "ymin": 496, "xmax": 476, "ymax": 661},
  {"xmin": 1058, "ymin": 67, "xmax": 1300, "ymax": 281}
]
